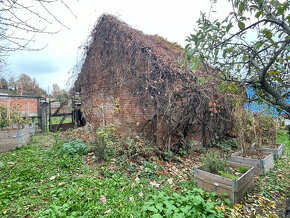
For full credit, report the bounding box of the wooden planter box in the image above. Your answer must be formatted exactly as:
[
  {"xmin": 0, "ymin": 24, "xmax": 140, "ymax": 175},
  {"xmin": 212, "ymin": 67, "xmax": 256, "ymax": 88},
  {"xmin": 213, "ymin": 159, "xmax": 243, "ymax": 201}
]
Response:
[
  {"xmin": 229, "ymin": 150, "xmax": 274, "ymax": 175},
  {"xmin": 259, "ymin": 143, "xmax": 283, "ymax": 160},
  {"xmin": 0, "ymin": 124, "xmax": 33, "ymax": 153},
  {"xmin": 194, "ymin": 161, "xmax": 254, "ymax": 204}
]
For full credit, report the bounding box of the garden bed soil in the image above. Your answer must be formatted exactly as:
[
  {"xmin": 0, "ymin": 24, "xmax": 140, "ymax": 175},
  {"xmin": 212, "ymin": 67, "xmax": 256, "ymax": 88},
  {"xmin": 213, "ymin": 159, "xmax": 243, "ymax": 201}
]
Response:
[
  {"xmin": 194, "ymin": 161, "xmax": 254, "ymax": 204},
  {"xmin": 259, "ymin": 143, "xmax": 283, "ymax": 160},
  {"xmin": 229, "ymin": 150, "xmax": 274, "ymax": 175}
]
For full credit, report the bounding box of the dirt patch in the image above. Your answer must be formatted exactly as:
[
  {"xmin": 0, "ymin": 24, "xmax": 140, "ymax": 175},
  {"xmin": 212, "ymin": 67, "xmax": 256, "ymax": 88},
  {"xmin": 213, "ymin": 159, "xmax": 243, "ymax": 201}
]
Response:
[{"xmin": 241, "ymin": 150, "xmax": 270, "ymax": 159}]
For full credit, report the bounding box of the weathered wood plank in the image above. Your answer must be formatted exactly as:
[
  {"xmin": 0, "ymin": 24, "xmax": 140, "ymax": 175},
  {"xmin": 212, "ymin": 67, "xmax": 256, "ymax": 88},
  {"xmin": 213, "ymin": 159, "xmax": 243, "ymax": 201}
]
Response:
[
  {"xmin": 260, "ymin": 144, "xmax": 283, "ymax": 160},
  {"xmin": 229, "ymin": 150, "xmax": 274, "ymax": 175},
  {"xmin": 234, "ymin": 178, "xmax": 254, "ymax": 203},
  {"xmin": 194, "ymin": 161, "xmax": 255, "ymax": 204},
  {"xmin": 196, "ymin": 168, "xmax": 232, "ymax": 186},
  {"xmin": 196, "ymin": 177, "xmax": 232, "ymax": 199}
]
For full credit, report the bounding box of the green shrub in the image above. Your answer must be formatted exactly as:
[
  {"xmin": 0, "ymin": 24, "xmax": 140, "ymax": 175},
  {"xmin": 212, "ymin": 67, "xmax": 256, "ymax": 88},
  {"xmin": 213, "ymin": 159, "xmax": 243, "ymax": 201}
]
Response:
[
  {"xmin": 238, "ymin": 167, "xmax": 248, "ymax": 174},
  {"xmin": 0, "ymin": 104, "xmax": 25, "ymax": 129},
  {"xmin": 211, "ymin": 137, "xmax": 238, "ymax": 151},
  {"xmin": 197, "ymin": 146, "xmax": 206, "ymax": 154},
  {"xmin": 201, "ymin": 151, "xmax": 226, "ymax": 174},
  {"xmin": 143, "ymin": 188, "xmax": 223, "ymax": 217},
  {"xmin": 185, "ymin": 139, "xmax": 198, "ymax": 152},
  {"xmin": 0, "ymin": 105, "xmax": 8, "ymax": 128},
  {"xmin": 164, "ymin": 151, "xmax": 173, "ymax": 161},
  {"xmin": 218, "ymin": 170, "xmax": 237, "ymax": 180},
  {"xmin": 93, "ymin": 125, "xmax": 117, "ymax": 161},
  {"xmin": 93, "ymin": 125, "xmax": 156, "ymax": 162},
  {"xmin": 140, "ymin": 161, "xmax": 161, "ymax": 180},
  {"xmin": 62, "ymin": 139, "xmax": 89, "ymax": 155}
]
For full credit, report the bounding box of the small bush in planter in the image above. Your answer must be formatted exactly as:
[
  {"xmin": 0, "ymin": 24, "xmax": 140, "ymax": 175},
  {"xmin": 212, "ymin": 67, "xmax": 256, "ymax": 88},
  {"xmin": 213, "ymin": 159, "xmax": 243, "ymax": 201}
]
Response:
[
  {"xmin": 0, "ymin": 104, "xmax": 26, "ymax": 129},
  {"xmin": 0, "ymin": 104, "xmax": 8, "ymax": 129},
  {"xmin": 62, "ymin": 139, "xmax": 89, "ymax": 155},
  {"xmin": 201, "ymin": 151, "xmax": 226, "ymax": 174}
]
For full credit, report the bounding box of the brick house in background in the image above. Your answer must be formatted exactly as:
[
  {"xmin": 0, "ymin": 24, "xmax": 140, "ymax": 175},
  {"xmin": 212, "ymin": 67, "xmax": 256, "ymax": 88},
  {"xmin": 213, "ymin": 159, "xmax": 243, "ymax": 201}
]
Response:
[
  {"xmin": 74, "ymin": 15, "xmax": 234, "ymax": 149},
  {"xmin": 0, "ymin": 93, "xmax": 38, "ymax": 117}
]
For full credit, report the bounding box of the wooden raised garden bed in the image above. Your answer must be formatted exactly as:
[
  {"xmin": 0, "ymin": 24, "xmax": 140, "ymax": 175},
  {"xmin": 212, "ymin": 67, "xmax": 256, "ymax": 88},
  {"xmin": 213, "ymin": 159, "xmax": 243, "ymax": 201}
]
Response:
[
  {"xmin": 229, "ymin": 150, "xmax": 274, "ymax": 175},
  {"xmin": 259, "ymin": 143, "xmax": 283, "ymax": 160},
  {"xmin": 0, "ymin": 124, "xmax": 34, "ymax": 153},
  {"xmin": 194, "ymin": 161, "xmax": 254, "ymax": 204}
]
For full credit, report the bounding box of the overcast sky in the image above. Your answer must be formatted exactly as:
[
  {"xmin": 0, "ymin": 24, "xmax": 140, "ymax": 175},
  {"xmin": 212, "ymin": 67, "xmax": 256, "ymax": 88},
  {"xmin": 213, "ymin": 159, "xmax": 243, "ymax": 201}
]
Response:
[{"xmin": 5, "ymin": 0, "xmax": 231, "ymax": 93}]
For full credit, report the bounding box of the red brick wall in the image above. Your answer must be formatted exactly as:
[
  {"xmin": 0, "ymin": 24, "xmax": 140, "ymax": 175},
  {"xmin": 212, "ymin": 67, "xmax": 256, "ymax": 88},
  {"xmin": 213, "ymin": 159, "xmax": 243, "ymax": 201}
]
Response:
[
  {"xmin": 81, "ymin": 86, "xmax": 150, "ymax": 131},
  {"xmin": 0, "ymin": 97, "xmax": 38, "ymax": 117}
]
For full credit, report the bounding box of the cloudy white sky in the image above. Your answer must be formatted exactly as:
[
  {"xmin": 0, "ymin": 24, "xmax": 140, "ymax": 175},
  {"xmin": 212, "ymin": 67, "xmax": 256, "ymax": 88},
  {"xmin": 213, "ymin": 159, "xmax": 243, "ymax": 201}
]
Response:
[{"xmin": 5, "ymin": 0, "xmax": 231, "ymax": 92}]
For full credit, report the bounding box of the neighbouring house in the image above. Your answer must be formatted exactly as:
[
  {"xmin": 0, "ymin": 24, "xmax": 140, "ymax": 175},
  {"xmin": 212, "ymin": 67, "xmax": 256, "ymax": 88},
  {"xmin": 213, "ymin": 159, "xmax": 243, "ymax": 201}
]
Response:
[
  {"xmin": 0, "ymin": 93, "xmax": 39, "ymax": 152},
  {"xmin": 0, "ymin": 94, "xmax": 38, "ymax": 117},
  {"xmin": 74, "ymin": 14, "xmax": 234, "ymax": 150}
]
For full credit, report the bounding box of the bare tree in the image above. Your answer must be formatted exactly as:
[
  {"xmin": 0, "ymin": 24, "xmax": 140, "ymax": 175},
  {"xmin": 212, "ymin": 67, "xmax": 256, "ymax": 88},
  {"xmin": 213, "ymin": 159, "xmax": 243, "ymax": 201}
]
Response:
[{"xmin": 0, "ymin": 0, "xmax": 76, "ymax": 61}]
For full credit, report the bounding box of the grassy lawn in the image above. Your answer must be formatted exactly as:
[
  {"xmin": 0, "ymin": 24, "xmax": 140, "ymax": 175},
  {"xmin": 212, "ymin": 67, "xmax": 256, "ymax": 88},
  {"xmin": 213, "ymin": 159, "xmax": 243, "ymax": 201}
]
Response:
[
  {"xmin": 0, "ymin": 130, "xmax": 289, "ymax": 217},
  {"xmin": 50, "ymin": 116, "xmax": 72, "ymax": 125}
]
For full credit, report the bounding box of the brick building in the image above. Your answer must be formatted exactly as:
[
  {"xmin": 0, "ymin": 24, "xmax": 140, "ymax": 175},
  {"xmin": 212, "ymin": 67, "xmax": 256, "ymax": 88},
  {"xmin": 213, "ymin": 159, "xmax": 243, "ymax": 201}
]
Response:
[
  {"xmin": 74, "ymin": 15, "xmax": 233, "ymax": 148},
  {"xmin": 0, "ymin": 94, "xmax": 38, "ymax": 117}
]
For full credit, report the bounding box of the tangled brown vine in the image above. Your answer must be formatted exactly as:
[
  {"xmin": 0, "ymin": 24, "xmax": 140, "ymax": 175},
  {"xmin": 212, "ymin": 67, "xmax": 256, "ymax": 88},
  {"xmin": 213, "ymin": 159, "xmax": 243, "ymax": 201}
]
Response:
[{"xmin": 74, "ymin": 14, "xmax": 235, "ymax": 151}]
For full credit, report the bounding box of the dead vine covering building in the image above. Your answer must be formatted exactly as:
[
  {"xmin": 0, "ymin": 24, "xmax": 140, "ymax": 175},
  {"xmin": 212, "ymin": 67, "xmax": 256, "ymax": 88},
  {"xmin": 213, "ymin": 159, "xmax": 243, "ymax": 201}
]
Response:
[{"xmin": 74, "ymin": 14, "xmax": 234, "ymax": 150}]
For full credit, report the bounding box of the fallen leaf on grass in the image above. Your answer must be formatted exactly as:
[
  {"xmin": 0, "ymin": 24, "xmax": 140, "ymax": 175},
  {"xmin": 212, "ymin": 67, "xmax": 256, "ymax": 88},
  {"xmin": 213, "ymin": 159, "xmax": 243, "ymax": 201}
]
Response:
[
  {"xmin": 104, "ymin": 209, "xmax": 111, "ymax": 214},
  {"xmin": 49, "ymin": 176, "xmax": 56, "ymax": 181},
  {"xmin": 58, "ymin": 182, "xmax": 66, "ymax": 186},
  {"xmin": 135, "ymin": 177, "xmax": 140, "ymax": 183},
  {"xmin": 149, "ymin": 180, "xmax": 160, "ymax": 188},
  {"xmin": 129, "ymin": 197, "xmax": 134, "ymax": 201},
  {"xmin": 139, "ymin": 192, "xmax": 143, "ymax": 197},
  {"xmin": 131, "ymin": 182, "xmax": 135, "ymax": 188},
  {"xmin": 167, "ymin": 179, "xmax": 173, "ymax": 185},
  {"xmin": 7, "ymin": 162, "xmax": 15, "ymax": 165},
  {"xmin": 98, "ymin": 195, "xmax": 106, "ymax": 204}
]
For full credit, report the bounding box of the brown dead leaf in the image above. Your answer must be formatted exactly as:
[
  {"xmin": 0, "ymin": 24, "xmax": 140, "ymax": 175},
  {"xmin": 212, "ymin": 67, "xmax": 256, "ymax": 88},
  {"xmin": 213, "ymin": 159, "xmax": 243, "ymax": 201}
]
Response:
[
  {"xmin": 167, "ymin": 179, "xmax": 173, "ymax": 185},
  {"xmin": 149, "ymin": 180, "xmax": 160, "ymax": 188},
  {"xmin": 58, "ymin": 182, "xmax": 66, "ymax": 186},
  {"xmin": 98, "ymin": 195, "xmax": 107, "ymax": 204},
  {"xmin": 135, "ymin": 177, "xmax": 140, "ymax": 183},
  {"xmin": 49, "ymin": 176, "xmax": 56, "ymax": 181}
]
